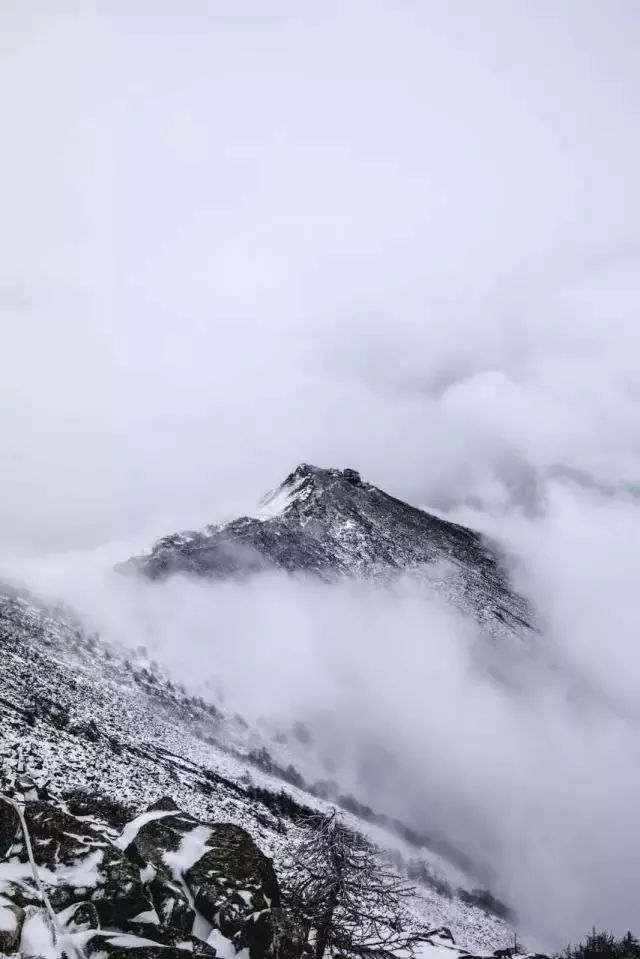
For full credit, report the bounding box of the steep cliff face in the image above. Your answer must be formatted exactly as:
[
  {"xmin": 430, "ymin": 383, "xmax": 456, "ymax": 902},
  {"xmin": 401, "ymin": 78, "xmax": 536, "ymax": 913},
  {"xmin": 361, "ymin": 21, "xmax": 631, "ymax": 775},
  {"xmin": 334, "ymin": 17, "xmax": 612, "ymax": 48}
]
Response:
[{"xmin": 119, "ymin": 464, "xmax": 531, "ymax": 637}]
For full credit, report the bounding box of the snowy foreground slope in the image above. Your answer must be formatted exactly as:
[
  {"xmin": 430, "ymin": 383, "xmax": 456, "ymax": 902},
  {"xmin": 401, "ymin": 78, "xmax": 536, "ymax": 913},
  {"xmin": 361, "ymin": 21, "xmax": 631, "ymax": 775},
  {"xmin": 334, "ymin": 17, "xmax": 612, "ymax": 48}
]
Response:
[
  {"xmin": 0, "ymin": 467, "xmax": 536, "ymax": 958},
  {"xmin": 0, "ymin": 587, "xmax": 519, "ymax": 958},
  {"xmin": 119, "ymin": 464, "xmax": 531, "ymax": 640}
]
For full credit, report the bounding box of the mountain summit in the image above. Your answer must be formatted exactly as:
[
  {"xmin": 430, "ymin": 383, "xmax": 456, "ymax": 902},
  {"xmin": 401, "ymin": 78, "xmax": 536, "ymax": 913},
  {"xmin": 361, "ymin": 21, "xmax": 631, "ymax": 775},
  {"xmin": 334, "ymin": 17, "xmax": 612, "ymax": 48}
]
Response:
[
  {"xmin": 120, "ymin": 464, "xmax": 531, "ymax": 636},
  {"xmin": 0, "ymin": 466, "xmax": 532, "ymax": 953}
]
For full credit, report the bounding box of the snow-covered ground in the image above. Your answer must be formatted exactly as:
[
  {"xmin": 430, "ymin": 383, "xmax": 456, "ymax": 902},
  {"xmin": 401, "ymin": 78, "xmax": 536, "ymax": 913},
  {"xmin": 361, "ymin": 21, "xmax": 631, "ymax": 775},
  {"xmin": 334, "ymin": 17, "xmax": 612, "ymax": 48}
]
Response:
[{"xmin": 0, "ymin": 586, "xmax": 515, "ymax": 953}]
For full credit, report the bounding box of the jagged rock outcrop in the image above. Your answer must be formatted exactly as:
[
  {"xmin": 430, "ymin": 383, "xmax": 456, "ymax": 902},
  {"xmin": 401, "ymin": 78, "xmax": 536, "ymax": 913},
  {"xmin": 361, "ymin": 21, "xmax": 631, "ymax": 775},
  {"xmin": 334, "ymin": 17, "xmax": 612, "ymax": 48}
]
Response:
[
  {"xmin": 0, "ymin": 793, "xmax": 281, "ymax": 959},
  {"xmin": 118, "ymin": 797, "xmax": 280, "ymax": 959},
  {"xmin": 186, "ymin": 822, "xmax": 279, "ymax": 959},
  {"xmin": 119, "ymin": 464, "xmax": 531, "ymax": 637}
]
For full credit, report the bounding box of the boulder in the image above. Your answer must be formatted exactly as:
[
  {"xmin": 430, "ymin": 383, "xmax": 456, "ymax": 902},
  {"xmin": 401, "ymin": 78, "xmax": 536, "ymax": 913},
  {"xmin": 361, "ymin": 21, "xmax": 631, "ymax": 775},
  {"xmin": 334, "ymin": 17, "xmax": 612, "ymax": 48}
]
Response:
[
  {"xmin": 186, "ymin": 823, "xmax": 279, "ymax": 959},
  {"xmin": 149, "ymin": 866, "xmax": 196, "ymax": 942},
  {"xmin": 0, "ymin": 794, "xmax": 282, "ymax": 959},
  {"xmin": 124, "ymin": 797, "xmax": 201, "ymax": 869},
  {"xmin": 123, "ymin": 799, "xmax": 281, "ymax": 959},
  {"xmin": 22, "ymin": 801, "xmax": 154, "ymax": 926}
]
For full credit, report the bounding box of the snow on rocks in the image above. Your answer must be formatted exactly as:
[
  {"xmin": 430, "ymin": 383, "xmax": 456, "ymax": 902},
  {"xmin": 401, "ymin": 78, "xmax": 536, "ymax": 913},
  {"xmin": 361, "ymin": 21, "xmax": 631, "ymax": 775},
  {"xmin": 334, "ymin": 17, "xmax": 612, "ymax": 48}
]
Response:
[
  {"xmin": 0, "ymin": 793, "xmax": 280, "ymax": 959},
  {"xmin": 119, "ymin": 464, "xmax": 531, "ymax": 639},
  {"xmin": 0, "ymin": 583, "xmax": 517, "ymax": 955}
]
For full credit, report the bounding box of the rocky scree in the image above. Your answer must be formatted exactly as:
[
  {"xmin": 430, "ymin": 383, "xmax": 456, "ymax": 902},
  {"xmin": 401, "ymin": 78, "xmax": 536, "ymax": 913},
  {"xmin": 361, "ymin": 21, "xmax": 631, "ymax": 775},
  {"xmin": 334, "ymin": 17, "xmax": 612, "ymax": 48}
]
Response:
[{"xmin": 0, "ymin": 791, "xmax": 282, "ymax": 959}]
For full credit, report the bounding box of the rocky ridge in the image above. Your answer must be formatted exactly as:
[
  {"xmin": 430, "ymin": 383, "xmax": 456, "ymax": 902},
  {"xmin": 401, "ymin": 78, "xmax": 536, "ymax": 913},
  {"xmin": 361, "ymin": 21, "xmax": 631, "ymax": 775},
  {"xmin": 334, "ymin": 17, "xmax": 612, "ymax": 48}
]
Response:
[
  {"xmin": 120, "ymin": 465, "xmax": 531, "ymax": 639},
  {"xmin": 0, "ymin": 466, "xmax": 536, "ymax": 957}
]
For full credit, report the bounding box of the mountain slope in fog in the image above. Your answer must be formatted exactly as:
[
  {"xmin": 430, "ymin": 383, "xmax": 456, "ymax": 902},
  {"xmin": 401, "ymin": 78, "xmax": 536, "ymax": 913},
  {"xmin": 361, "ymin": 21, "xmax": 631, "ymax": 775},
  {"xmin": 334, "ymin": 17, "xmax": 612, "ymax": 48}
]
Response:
[
  {"xmin": 0, "ymin": 585, "xmax": 514, "ymax": 953},
  {"xmin": 120, "ymin": 464, "xmax": 531, "ymax": 638}
]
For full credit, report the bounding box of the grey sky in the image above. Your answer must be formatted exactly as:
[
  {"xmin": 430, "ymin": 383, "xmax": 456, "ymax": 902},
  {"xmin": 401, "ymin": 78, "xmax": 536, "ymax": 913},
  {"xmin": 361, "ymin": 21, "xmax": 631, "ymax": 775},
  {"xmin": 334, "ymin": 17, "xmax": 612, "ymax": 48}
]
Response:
[{"xmin": 2, "ymin": 0, "xmax": 640, "ymax": 550}]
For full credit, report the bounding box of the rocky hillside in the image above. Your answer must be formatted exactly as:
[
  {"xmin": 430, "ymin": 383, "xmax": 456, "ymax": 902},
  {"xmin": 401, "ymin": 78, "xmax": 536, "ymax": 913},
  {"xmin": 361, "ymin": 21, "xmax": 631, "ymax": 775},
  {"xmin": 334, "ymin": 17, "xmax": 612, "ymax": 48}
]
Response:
[
  {"xmin": 0, "ymin": 586, "xmax": 518, "ymax": 956},
  {"xmin": 0, "ymin": 787, "xmax": 523, "ymax": 959},
  {"xmin": 0, "ymin": 791, "xmax": 279, "ymax": 959},
  {"xmin": 0, "ymin": 465, "xmax": 540, "ymax": 957},
  {"xmin": 119, "ymin": 464, "xmax": 531, "ymax": 639}
]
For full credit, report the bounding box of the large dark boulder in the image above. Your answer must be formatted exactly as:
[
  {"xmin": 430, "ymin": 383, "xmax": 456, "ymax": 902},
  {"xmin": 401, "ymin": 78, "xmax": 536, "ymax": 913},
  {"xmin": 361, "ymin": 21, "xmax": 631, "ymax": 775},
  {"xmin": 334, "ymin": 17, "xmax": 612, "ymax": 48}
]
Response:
[
  {"xmin": 124, "ymin": 797, "xmax": 200, "ymax": 868},
  {"xmin": 0, "ymin": 793, "xmax": 286, "ymax": 959},
  {"xmin": 186, "ymin": 823, "xmax": 280, "ymax": 959},
  {"xmin": 122, "ymin": 799, "xmax": 281, "ymax": 959},
  {"xmin": 22, "ymin": 802, "xmax": 153, "ymax": 926}
]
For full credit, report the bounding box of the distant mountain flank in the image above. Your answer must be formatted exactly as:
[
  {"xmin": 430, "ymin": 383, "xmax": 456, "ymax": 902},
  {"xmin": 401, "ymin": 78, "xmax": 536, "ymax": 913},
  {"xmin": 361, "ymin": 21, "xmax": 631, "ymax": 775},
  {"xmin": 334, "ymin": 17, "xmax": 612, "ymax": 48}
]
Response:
[{"xmin": 119, "ymin": 464, "xmax": 531, "ymax": 637}]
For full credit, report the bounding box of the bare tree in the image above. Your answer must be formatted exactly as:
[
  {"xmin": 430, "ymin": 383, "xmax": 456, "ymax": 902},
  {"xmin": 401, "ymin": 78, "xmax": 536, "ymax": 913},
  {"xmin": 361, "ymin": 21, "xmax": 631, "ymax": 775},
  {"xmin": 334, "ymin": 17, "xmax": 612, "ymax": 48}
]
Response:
[{"xmin": 286, "ymin": 809, "xmax": 421, "ymax": 959}]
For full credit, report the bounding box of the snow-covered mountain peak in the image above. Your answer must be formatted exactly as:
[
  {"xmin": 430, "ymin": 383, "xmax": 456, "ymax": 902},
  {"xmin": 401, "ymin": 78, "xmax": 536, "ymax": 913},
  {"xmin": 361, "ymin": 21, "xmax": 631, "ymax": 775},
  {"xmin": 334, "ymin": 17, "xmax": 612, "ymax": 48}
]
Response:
[
  {"xmin": 118, "ymin": 465, "xmax": 532, "ymax": 639},
  {"xmin": 258, "ymin": 464, "xmax": 364, "ymax": 518}
]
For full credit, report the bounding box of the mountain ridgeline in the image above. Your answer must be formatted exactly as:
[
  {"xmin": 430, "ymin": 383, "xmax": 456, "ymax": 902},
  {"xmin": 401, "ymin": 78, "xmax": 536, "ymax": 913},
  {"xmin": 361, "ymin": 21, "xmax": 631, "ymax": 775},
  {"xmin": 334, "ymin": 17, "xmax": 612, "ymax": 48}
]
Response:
[
  {"xmin": 120, "ymin": 464, "xmax": 531, "ymax": 638},
  {"xmin": 0, "ymin": 464, "xmax": 539, "ymax": 958}
]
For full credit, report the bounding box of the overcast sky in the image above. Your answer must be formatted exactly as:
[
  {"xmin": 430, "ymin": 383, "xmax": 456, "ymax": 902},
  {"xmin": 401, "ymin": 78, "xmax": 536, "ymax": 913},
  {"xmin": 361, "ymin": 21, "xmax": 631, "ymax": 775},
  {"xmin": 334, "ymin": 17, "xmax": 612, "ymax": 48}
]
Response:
[{"xmin": 1, "ymin": 0, "xmax": 639, "ymax": 551}]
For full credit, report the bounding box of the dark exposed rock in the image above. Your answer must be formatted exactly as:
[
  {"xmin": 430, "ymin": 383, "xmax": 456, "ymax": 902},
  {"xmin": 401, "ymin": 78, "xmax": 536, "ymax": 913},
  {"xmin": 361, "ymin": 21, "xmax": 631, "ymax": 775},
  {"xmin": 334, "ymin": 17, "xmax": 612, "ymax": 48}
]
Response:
[
  {"xmin": 120, "ymin": 799, "xmax": 280, "ymax": 959},
  {"xmin": 22, "ymin": 802, "xmax": 154, "ymax": 925},
  {"xmin": 124, "ymin": 800, "xmax": 200, "ymax": 867},
  {"xmin": 118, "ymin": 464, "xmax": 531, "ymax": 637},
  {"xmin": 0, "ymin": 794, "xmax": 288, "ymax": 958},
  {"xmin": 64, "ymin": 790, "xmax": 136, "ymax": 831},
  {"xmin": 149, "ymin": 867, "xmax": 196, "ymax": 942},
  {"xmin": 66, "ymin": 900, "xmax": 100, "ymax": 931},
  {"xmin": 428, "ymin": 926, "xmax": 455, "ymax": 943},
  {"xmin": 186, "ymin": 822, "xmax": 279, "ymax": 959},
  {"xmin": 0, "ymin": 800, "xmax": 20, "ymax": 857}
]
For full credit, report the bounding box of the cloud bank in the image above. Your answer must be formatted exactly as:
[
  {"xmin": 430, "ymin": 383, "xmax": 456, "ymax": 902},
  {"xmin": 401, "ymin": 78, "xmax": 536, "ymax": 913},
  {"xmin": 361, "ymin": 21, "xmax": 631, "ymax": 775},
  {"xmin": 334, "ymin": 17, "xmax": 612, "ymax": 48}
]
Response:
[{"xmin": 2, "ymin": 0, "xmax": 640, "ymax": 948}]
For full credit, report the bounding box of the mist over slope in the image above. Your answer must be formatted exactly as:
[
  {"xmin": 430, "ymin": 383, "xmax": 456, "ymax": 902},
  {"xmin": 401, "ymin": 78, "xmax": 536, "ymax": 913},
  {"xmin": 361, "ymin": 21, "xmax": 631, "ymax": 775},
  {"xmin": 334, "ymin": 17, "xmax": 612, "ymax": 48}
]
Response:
[
  {"xmin": 4, "ymin": 466, "xmax": 640, "ymax": 947},
  {"xmin": 119, "ymin": 463, "xmax": 531, "ymax": 637},
  {"xmin": 1, "ymin": 0, "xmax": 640, "ymax": 951}
]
